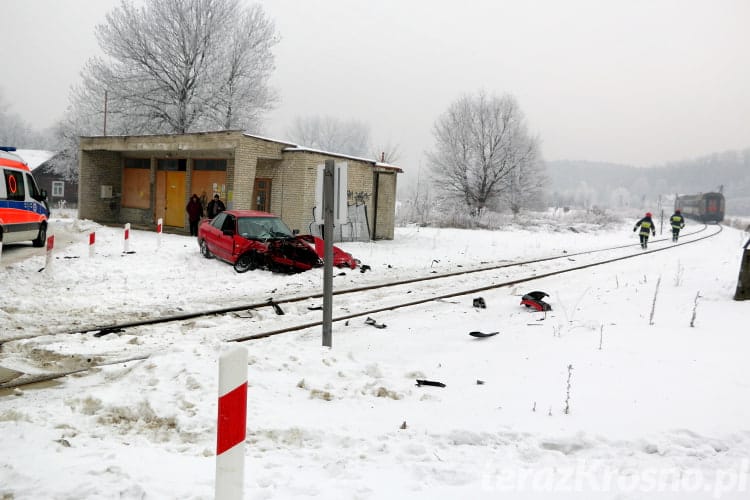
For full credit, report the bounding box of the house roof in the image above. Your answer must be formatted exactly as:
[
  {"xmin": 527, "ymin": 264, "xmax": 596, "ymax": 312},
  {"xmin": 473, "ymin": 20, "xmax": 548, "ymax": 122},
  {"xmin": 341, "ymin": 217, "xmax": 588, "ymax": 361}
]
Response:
[
  {"xmin": 79, "ymin": 130, "xmax": 404, "ymax": 173},
  {"xmin": 14, "ymin": 149, "xmax": 56, "ymax": 170}
]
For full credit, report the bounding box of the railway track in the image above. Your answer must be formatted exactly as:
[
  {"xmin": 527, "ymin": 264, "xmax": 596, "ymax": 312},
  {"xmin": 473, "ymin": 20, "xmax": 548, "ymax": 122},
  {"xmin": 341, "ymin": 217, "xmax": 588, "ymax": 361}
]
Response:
[{"xmin": 0, "ymin": 224, "xmax": 721, "ymax": 390}]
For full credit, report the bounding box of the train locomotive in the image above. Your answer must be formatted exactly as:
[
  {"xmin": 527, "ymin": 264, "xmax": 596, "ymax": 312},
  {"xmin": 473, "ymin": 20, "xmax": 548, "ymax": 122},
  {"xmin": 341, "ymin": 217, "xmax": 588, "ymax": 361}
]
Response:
[{"xmin": 674, "ymin": 192, "xmax": 725, "ymax": 223}]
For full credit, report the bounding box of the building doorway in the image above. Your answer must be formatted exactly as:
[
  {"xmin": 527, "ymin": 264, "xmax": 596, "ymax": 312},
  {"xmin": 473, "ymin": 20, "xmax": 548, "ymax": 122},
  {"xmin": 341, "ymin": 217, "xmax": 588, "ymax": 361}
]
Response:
[
  {"xmin": 156, "ymin": 159, "xmax": 186, "ymax": 227},
  {"xmin": 253, "ymin": 178, "xmax": 272, "ymax": 212}
]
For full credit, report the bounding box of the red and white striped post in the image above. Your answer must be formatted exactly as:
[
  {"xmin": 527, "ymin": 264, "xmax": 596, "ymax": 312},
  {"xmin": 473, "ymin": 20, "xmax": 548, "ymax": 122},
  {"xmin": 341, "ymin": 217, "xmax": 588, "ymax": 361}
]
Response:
[
  {"xmin": 89, "ymin": 232, "xmax": 96, "ymax": 258},
  {"xmin": 215, "ymin": 344, "xmax": 248, "ymax": 500},
  {"xmin": 45, "ymin": 234, "xmax": 55, "ymax": 270},
  {"xmin": 156, "ymin": 218, "xmax": 163, "ymax": 249},
  {"xmin": 123, "ymin": 223, "xmax": 130, "ymax": 253}
]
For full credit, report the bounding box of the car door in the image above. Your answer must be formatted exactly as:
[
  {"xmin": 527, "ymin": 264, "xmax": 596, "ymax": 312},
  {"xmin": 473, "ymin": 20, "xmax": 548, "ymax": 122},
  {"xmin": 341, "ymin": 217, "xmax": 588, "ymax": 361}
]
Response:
[
  {"xmin": 211, "ymin": 213, "xmax": 237, "ymax": 261},
  {"xmin": 203, "ymin": 213, "xmax": 227, "ymax": 259}
]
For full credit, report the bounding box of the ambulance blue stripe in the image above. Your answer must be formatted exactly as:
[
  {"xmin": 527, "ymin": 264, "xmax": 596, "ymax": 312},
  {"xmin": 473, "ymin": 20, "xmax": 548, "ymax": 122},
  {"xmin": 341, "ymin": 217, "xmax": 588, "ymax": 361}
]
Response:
[{"xmin": 0, "ymin": 199, "xmax": 49, "ymax": 216}]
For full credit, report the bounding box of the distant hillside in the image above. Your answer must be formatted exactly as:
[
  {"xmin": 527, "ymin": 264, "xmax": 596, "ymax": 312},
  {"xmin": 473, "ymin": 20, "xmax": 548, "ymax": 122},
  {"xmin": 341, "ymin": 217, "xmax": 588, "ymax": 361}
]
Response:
[{"xmin": 545, "ymin": 149, "xmax": 750, "ymax": 215}]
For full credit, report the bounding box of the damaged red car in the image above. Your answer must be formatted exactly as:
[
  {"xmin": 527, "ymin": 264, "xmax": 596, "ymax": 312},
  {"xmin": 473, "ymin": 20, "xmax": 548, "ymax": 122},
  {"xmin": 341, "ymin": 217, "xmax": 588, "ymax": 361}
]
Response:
[{"xmin": 197, "ymin": 210, "xmax": 358, "ymax": 273}]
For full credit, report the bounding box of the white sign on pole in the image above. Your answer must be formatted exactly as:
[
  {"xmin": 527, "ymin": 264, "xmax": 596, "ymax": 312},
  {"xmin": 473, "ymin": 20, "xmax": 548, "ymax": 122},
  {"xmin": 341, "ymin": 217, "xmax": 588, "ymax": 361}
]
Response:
[{"xmin": 314, "ymin": 162, "xmax": 348, "ymax": 225}]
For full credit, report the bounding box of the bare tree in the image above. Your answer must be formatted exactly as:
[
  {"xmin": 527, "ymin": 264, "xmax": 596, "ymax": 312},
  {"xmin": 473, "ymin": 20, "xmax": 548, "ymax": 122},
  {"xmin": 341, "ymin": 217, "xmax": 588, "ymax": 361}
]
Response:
[
  {"xmin": 503, "ymin": 139, "xmax": 545, "ymax": 214},
  {"xmin": 287, "ymin": 115, "xmax": 370, "ymax": 157},
  {"xmin": 427, "ymin": 91, "xmax": 542, "ymax": 212},
  {"xmin": 372, "ymin": 140, "xmax": 401, "ymax": 164},
  {"xmin": 72, "ymin": 0, "xmax": 278, "ymax": 135}
]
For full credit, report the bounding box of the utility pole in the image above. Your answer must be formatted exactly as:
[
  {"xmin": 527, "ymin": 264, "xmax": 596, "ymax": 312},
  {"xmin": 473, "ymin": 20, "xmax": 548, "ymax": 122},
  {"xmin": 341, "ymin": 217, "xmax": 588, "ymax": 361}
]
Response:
[{"xmin": 322, "ymin": 160, "xmax": 334, "ymax": 347}]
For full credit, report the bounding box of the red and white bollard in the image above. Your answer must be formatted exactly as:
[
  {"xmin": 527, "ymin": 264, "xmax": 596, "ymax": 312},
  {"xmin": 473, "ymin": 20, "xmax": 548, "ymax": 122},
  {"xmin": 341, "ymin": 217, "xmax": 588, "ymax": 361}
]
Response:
[
  {"xmin": 45, "ymin": 234, "xmax": 55, "ymax": 270},
  {"xmin": 123, "ymin": 223, "xmax": 130, "ymax": 253},
  {"xmin": 89, "ymin": 232, "xmax": 96, "ymax": 258},
  {"xmin": 215, "ymin": 344, "xmax": 248, "ymax": 500},
  {"xmin": 156, "ymin": 218, "xmax": 163, "ymax": 249}
]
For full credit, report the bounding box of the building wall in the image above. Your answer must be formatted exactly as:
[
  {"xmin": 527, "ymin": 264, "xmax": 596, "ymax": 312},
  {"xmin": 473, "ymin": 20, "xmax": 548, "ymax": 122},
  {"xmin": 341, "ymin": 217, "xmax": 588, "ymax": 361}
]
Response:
[
  {"xmin": 34, "ymin": 171, "xmax": 78, "ymax": 208},
  {"xmin": 78, "ymin": 150, "xmax": 123, "ymax": 223},
  {"xmin": 232, "ymin": 137, "xmax": 285, "ymax": 210},
  {"xmin": 78, "ymin": 132, "xmax": 400, "ymax": 239},
  {"xmin": 374, "ymin": 171, "xmax": 398, "ymax": 239}
]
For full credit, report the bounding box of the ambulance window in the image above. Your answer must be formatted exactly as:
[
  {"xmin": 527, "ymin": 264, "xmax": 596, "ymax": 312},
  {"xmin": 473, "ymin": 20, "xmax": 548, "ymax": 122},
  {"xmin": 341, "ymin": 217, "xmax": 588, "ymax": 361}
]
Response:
[
  {"xmin": 26, "ymin": 173, "xmax": 41, "ymax": 199},
  {"xmin": 4, "ymin": 170, "xmax": 25, "ymax": 201}
]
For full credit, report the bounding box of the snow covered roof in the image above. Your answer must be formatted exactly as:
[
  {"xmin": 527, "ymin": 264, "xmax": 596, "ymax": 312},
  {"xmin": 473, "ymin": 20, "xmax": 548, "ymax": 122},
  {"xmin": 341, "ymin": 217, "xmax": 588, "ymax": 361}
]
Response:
[
  {"xmin": 13, "ymin": 149, "xmax": 56, "ymax": 170},
  {"xmin": 281, "ymin": 145, "xmax": 403, "ymax": 173}
]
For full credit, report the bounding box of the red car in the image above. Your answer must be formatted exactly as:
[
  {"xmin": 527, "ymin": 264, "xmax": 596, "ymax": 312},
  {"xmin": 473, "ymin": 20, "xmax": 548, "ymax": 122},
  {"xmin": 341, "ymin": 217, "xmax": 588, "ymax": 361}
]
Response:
[{"xmin": 197, "ymin": 210, "xmax": 358, "ymax": 273}]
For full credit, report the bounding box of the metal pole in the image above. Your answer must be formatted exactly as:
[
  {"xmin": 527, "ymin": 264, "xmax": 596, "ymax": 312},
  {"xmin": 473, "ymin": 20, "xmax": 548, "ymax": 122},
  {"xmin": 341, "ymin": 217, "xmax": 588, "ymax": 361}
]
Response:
[
  {"xmin": 322, "ymin": 160, "xmax": 335, "ymax": 347},
  {"xmin": 103, "ymin": 90, "xmax": 108, "ymax": 136}
]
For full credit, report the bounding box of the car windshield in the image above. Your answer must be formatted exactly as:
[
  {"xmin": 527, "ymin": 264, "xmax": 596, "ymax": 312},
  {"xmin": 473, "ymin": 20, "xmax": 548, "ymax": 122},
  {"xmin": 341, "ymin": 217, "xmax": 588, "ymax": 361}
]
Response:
[{"xmin": 238, "ymin": 216, "xmax": 294, "ymax": 239}]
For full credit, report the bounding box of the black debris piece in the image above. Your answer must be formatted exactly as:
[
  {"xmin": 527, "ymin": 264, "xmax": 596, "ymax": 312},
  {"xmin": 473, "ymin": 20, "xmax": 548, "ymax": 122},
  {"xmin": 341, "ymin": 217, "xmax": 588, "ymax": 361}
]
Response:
[
  {"xmin": 268, "ymin": 299, "xmax": 285, "ymax": 315},
  {"xmin": 469, "ymin": 331, "xmax": 499, "ymax": 338},
  {"xmin": 94, "ymin": 327, "xmax": 125, "ymax": 338},
  {"xmin": 473, "ymin": 297, "xmax": 487, "ymax": 309},
  {"xmin": 365, "ymin": 317, "xmax": 386, "ymax": 329},
  {"xmin": 416, "ymin": 379, "xmax": 446, "ymax": 388}
]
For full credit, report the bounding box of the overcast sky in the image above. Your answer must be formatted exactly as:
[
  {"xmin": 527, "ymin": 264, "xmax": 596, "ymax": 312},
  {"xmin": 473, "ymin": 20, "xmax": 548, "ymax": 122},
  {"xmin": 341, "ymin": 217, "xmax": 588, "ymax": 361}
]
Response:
[{"xmin": 2, "ymin": 0, "xmax": 748, "ymax": 173}]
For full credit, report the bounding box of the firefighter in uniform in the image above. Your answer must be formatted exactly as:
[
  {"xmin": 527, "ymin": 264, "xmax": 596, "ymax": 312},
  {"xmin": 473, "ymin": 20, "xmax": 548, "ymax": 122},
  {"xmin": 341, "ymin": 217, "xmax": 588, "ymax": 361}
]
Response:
[
  {"xmin": 633, "ymin": 212, "xmax": 656, "ymax": 249},
  {"xmin": 669, "ymin": 209, "xmax": 685, "ymax": 242}
]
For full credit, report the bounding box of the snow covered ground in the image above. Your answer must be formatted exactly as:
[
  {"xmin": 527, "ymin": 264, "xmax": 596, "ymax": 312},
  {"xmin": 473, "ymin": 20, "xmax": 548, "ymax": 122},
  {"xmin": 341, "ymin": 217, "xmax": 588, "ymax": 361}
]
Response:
[{"xmin": 1, "ymin": 211, "xmax": 749, "ymax": 499}]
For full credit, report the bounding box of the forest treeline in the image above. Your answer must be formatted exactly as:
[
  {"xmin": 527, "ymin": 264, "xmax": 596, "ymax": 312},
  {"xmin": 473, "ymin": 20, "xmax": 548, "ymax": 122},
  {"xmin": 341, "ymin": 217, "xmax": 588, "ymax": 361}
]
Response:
[{"xmin": 546, "ymin": 149, "xmax": 750, "ymax": 215}]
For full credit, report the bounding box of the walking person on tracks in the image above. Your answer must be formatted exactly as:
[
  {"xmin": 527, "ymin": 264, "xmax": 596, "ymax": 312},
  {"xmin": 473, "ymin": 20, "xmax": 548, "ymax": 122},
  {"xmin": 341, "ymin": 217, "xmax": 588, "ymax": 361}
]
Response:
[
  {"xmin": 633, "ymin": 212, "xmax": 656, "ymax": 249},
  {"xmin": 669, "ymin": 209, "xmax": 685, "ymax": 242}
]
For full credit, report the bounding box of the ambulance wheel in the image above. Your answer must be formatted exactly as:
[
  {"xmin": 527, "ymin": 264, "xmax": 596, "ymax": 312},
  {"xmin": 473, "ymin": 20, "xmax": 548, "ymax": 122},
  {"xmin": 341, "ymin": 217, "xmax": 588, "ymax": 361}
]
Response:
[{"xmin": 32, "ymin": 223, "xmax": 47, "ymax": 248}]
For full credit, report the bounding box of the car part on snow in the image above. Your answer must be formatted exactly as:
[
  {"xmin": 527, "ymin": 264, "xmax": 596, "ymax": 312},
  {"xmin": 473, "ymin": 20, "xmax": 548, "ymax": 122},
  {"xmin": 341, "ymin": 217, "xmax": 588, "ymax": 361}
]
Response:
[
  {"xmin": 473, "ymin": 297, "xmax": 486, "ymax": 308},
  {"xmin": 521, "ymin": 291, "xmax": 552, "ymax": 311},
  {"xmin": 268, "ymin": 299, "xmax": 284, "ymax": 315},
  {"xmin": 416, "ymin": 379, "xmax": 446, "ymax": 388},
  {"xmin": 469, "ymin": 331, "xmax": 499, "ymax": 338},
  {"xmin": 365, "ymin": 317, "xmax": 386, "ymax": 329}
]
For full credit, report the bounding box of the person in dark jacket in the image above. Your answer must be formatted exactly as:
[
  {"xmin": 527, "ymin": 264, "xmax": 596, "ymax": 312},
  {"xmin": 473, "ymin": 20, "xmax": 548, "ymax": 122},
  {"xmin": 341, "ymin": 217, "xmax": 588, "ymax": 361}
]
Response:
[
  {"xmin": 186, "ymin": 194, "xmax": 203, "ymax": 236},
  {"xmin": 633, "ymin": 212, "xmax": 656, "ymax": 249},
  {"xmin": 207, "ymin": 194, "xmax": 226, "ymax": 219},
  {"xmin": 669, "ymin": 209, "xmax": 685, "ymax": 242}
]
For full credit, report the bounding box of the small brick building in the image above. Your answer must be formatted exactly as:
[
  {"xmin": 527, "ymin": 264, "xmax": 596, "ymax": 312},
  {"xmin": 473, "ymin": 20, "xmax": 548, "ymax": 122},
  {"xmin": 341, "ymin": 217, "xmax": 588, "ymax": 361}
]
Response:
[{"xmin": 78, "ymin": 131, "xmax": 402, "ymax": 240}]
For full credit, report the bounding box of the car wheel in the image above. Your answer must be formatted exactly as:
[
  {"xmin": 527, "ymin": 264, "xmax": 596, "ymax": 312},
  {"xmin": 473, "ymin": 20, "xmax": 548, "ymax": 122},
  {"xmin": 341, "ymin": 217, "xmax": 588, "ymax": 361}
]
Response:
[
  {"xmin": 199, "ymin": 239, "xmax": 212, "ymax": 258},
  {"xmin": 233, "ymin": 253, "xmax": 258, "ymax": 273},
  {"xmin": 32, "ymin": 223, "xmax": 47, "ymax": 248}
]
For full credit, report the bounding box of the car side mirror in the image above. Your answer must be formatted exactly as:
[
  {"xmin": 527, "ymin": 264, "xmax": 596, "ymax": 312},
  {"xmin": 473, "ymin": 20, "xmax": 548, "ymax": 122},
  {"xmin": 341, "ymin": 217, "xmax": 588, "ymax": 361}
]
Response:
[{"xmin": 40, "ymin": 189, "xmax": 48, "ymax": 200}]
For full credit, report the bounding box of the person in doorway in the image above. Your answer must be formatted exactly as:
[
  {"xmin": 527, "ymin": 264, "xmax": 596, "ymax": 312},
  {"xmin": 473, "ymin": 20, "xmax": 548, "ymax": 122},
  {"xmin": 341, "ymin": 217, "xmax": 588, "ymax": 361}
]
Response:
[
  {"xmin": 669, "ymin": 209, "xmax": 685, "ymax": 242},
  {"xmin": 186, "ymin": 193, "xmax": 203, "ymax": 236},
  {"xmin": 199, "ymin": 191, "xmax": 208, "ymax": 217},
  {"xmin": 207, "ymin": 194, "xmax": 226, "ymax": 219},
  {"xmin": 633, "ymin": 212, "xmax": 656, "ymax": 249}
]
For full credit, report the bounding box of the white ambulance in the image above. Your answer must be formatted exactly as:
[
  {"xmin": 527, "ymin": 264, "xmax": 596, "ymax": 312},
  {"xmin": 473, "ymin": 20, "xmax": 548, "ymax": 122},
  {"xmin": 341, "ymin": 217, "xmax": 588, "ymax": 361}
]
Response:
[{"xmin": 0, "ymin": 146, "xmax": 50, "ymax": 246}]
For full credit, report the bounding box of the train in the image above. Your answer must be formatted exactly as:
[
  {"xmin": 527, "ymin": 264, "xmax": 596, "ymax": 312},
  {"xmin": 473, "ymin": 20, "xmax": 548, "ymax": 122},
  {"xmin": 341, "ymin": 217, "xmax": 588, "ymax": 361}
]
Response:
[{"xmin": 674, "ymin": 192, "xmax": 725, "ymax": 223}]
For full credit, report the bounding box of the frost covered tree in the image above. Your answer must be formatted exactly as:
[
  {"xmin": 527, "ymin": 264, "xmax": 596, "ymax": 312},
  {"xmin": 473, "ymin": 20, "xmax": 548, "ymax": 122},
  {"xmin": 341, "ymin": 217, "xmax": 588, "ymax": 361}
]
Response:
[
  {"xmin": 427, "ymin": 91, "xmax": 542, "ymax": 213},
  {"xmin": 286, "ymin": 115, "xmax": 370, "ymax": 157},
  {"xmin": 72, "ymin": 0, "xmax": 278, "ymax": 135},
  {"xmin": 0, "ymin": 90, "xmax": 53, "ymax": 149}
]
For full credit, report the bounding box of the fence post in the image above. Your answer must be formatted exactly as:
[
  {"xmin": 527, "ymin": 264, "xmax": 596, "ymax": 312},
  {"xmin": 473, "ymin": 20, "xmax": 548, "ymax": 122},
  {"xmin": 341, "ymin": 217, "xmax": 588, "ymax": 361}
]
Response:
[
  {"xmin": 156, "ymin": 218, "xmax": 163, "ymax": 249},
  {"xmin": 44, "ymin": 234, "xmax": 55, "ymax": 271},
  {"xmin": 123, "ymin": 223, "xmax": 130, "ymax": 253},
  {"xmin": 215, "ymin": 344, "xmax": 248, "ymax": 500},
  {"xmin": 89, "ymin": 232, "xmax": 96, "ymax": 258}
]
